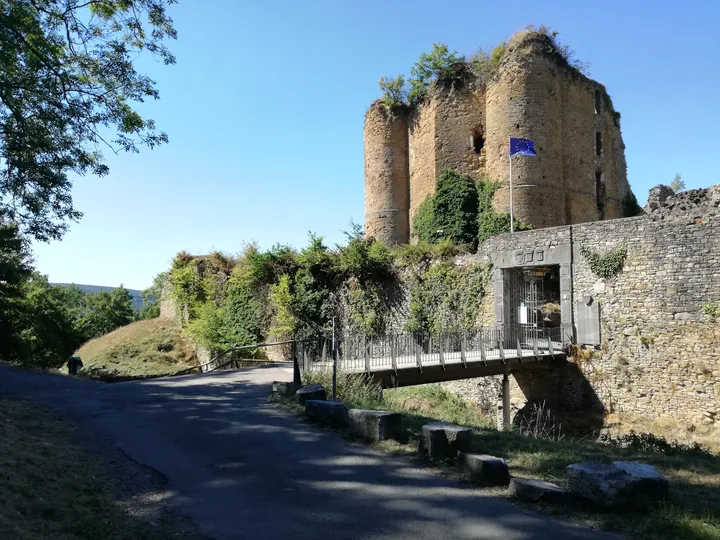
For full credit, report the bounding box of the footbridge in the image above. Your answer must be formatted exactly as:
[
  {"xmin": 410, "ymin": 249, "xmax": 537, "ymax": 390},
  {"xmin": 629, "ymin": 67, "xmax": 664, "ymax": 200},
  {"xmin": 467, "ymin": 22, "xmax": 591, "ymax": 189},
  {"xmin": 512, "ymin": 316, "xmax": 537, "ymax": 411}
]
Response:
[{"xmin": 297, "ymin": 325, "xmax": 570, "ymax": 389}]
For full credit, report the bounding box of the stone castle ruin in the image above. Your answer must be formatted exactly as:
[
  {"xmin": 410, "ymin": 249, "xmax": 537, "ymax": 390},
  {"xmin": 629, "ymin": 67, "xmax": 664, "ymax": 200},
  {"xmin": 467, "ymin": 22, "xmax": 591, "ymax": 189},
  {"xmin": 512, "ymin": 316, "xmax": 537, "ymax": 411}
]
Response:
[{"xmin": 364, "ymin": 31, "xmax": 635, "ymax": 245}]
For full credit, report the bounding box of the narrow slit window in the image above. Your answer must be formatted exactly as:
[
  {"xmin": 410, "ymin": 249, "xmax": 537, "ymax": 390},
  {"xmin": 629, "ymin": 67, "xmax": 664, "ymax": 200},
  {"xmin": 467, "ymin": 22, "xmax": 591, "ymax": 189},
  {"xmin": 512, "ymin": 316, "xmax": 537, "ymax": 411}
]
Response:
[
  {"xmin": 594, "ymin": 90, "xmax": 601, "ymax": 114},
  {"xmin": 595, "ymin": 132, "xmax": 603, "ymax": 156}
]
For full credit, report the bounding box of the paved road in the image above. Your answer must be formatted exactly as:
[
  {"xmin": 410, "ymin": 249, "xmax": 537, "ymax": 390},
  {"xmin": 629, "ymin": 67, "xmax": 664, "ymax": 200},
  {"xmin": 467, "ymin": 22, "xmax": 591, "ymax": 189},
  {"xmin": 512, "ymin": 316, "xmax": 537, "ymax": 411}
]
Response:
[{"xmin": 0, "ymin": 364, "xmax": 616, "ymax": 540}]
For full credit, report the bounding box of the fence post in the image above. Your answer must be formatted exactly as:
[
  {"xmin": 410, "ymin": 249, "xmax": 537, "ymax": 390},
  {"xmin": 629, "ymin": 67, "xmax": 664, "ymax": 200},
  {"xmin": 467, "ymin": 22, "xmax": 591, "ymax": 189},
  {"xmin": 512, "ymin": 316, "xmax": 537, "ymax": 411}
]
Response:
[
  {"xmin": 292, "ymin": 340, "xmax": 302, "ymax": 386},
  {"xmin": 533, "ymin": 333, "xmax": 540, "ymax": 360},
  {"xmin": 332, "ymin": 318, "xmax": 337, "ymax": 401},
  {"xmin": 415, "ymin": 334, "xmax": 423, "ymax": 372},
  {"xmin": 363, "ymin": 334, "xmax": 370, "ymax": 374},
  {"xmin": 516, "ymin": 337, "xmax": 523, "ymax": 362},
  {"xmin": 460, "ymin": 331, "xmax": 468, "ymax": 367},
  {"xmin": 438, "ymin": 334, "xmax": 445, "ymax": 370},
  {"xmin": 478, "ymin": 330, "xmax": 486, "ymax": 365},
  {"xmin": 390, "ymin": 335, "xmax": 397, "ymax": 375}
]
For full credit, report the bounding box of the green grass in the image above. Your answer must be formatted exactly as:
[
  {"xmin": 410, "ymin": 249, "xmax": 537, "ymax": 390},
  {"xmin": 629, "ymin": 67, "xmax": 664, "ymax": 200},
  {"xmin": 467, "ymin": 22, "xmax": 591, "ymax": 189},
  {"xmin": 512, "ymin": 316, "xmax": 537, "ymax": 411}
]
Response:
[
  {"xmin": 282, "ymin": 370, "xmax": 720, "ymax": 540},
  {"xmin": 0, "ymin": 397, "xmax": 193, "ymax": 539},
  {"xmin": 75, "ymin": 318, "xmax": 198, "ymax": 381}
]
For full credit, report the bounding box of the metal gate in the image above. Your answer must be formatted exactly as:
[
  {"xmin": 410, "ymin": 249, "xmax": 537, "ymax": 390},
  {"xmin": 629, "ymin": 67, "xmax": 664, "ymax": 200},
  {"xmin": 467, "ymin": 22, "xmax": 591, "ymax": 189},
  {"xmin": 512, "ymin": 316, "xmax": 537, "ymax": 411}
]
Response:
[{"xmin": 507, "ymin": 267, "xmax": 547, "ymax": 345}]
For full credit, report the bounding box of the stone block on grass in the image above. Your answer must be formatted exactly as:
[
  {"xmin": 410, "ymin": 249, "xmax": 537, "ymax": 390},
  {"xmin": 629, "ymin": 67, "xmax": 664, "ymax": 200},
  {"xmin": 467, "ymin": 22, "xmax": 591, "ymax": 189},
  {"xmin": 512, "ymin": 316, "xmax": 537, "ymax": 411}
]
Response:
[
  {"xmin": 567, "ymin": 461, "xmax": 667, "ymax": 506},
  {"xmin": 348, "ymin": 409, "xmax": 401, "ymax": 441},
  {"xmin": 418, "ymin": 422, "xmax": 472, "ymax": 460},
  {"xmin": 611, "ymin": 461, "xmax": 669, "ymax": 499},
  {"xmin": 305, "ymin": 400, "xmax": 348, "ymax": 428},
  {"xmin": 510, "ymin": 478, "xmax": 570, "ymax": 504},
  {"xmin": 459, "ymin": 453, "xmax": 510, "ymax": 485},
  {"xmin": 297, "ymin": 383, "xmax": 326, "ymax": 404},
  {"xmin": 271, "ymin": 381, "xmax": 297, "ymax": 397}
]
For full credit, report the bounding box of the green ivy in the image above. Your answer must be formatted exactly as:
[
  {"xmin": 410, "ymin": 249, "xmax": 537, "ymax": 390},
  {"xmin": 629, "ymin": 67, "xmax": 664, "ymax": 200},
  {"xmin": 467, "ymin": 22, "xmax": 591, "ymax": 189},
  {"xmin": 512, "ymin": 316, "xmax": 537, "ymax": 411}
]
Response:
[
  {"xmin": 580, "ymin": 244, "xmax": 627, "ymax": 279},
  {"xmin": 477, "ymin": 178, "xmax": 531, "ymax": 243},
  {"xmin": 406, "ymin": 261, "xmax": 492, "ymax": 335},
  {"xmin": 412, "ymin": 169, "xmax": 479, "ymax": 247}
]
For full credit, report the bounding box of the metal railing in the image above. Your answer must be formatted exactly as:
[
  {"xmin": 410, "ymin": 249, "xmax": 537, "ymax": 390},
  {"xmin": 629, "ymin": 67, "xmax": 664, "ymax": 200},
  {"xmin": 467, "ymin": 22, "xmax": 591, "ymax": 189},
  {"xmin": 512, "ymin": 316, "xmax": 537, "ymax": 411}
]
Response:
[{"xmin": 297, "ymin": 324, "xmax": 569, "ymax": 375}]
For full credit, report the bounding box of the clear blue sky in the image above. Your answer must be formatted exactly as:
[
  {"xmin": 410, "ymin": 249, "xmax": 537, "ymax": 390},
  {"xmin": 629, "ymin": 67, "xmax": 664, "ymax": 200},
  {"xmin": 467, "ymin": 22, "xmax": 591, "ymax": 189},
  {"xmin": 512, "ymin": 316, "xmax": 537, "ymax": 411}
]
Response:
[{"xmin": 32, "ymin": 0, "xmax": 720, "ymax": 290}]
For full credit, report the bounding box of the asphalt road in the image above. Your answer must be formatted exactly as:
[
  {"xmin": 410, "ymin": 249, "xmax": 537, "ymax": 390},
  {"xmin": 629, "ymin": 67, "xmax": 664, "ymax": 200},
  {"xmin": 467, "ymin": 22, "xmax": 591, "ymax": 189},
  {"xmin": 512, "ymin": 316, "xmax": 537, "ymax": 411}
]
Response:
[{"xmin": 0, "ymin": 364, "xmax": 617, "ymax": 540}]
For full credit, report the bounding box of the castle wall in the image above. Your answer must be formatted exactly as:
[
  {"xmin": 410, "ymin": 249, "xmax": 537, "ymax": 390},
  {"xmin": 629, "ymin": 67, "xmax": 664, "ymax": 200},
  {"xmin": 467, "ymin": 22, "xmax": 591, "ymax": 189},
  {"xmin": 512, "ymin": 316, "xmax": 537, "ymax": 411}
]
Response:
[
  {"xmin": 364, "ymin": 103, "xmax": 410, "ymax": 245},
  {"xmin": 408, "ymin": 97, "xmax": 437, "ymax": 228},
  {"xmin": 367, "ymin": 32, "xmax": 635, "ymax": 243},
  {"xmin": 449, "ymin": 186, "xmax": 720, "ymax": 441}
]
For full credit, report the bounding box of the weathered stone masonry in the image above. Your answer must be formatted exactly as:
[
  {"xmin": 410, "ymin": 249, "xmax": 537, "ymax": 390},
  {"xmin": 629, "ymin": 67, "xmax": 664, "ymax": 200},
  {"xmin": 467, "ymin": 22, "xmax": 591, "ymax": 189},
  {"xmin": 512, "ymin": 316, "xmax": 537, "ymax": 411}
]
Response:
[
  {"xmin": 452, "ymin": 186, "xmax": 720, "ymax": 432},
  {"xmin": 364, "ymin": 31, "xmax": 634, "ymax": 245}
]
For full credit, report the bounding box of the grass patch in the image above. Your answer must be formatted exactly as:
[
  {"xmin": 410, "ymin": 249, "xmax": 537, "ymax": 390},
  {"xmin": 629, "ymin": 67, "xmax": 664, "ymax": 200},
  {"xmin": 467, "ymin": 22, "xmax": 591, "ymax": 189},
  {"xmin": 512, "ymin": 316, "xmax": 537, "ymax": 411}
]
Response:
[
  {"xmin": 75, "ymin": 318, "xmax": 198, "ymax": 381},
  {"xmin": 0, "ymin": 397, "xmax": 197, "ymax": 539},
  {"xmin": 280, "ymin": 370, "xmax": 720, "ymax": 540}
]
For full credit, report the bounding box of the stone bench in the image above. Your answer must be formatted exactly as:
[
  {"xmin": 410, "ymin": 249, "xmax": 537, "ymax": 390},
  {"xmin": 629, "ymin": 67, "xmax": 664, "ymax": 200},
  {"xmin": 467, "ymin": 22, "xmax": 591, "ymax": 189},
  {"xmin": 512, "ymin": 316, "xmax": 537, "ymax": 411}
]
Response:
[
  {"xmin": 305, "ymin": 400, "xmax": 348, "ymax": 428},
  {"xmin": 418, "ymin": 422, "xmax": 472, "ymax": 460},
  {"xmin": 348, "ymin": 409, "xmax": 401, "ymax": 441},
  {"xmin": 459, "ymin": 453, "xmax": 509, "ymax": 485},
  {"xmin": 271, "ymin": 381, "xmax": 297, "ymax": 397},
  {"xmin": 510, "ymin": 478, "xmax": 570, "ymax": 503},
  {"xmin": 566, "ymin": 461, "xmax": 668, "ymax": 506},
  {"xmin": 296, "ymin": 383, "xmax": 326, "ymax": 404}
]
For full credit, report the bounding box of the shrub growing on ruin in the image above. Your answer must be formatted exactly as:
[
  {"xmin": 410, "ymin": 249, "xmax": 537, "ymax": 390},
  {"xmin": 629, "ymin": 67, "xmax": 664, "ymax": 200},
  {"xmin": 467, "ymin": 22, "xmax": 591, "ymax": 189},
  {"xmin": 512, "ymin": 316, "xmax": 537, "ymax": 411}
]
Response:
[{"xmin": 412, "ymin": 170, "xmax": 479, "ymax": 247}]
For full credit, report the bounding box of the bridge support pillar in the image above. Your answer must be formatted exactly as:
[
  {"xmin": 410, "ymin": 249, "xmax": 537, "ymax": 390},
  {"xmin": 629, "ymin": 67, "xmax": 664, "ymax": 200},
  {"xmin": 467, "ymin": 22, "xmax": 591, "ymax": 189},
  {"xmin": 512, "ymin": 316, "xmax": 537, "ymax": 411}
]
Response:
[{"xmin": 502, "ymin": 373, "xmax": 511, "ymax": 429}]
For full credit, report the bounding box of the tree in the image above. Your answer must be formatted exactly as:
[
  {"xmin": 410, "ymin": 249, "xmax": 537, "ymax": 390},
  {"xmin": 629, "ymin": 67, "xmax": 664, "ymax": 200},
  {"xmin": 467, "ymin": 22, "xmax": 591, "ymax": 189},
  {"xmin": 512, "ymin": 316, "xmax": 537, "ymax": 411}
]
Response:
[
  {"xmin": 670, "ymin": 173, "xmax": 685, "ymax": 193},
  {"xmin": 79, "ymin": 286, "xmax": 136, "ymax": 338},
  {"xmin": 408, "ymin": 43, "xmax": 464, "ymax": 103},
  {"xmin": 139, "ymin": 271, "xmax": 167, "ymax": 320},
  {"xmin": 0, "ymin": 224, "xmax": 33, "ymax": 361},
  {"xmin": 0, "ymin": 0, "xmax": 177, "ymax": 241}
]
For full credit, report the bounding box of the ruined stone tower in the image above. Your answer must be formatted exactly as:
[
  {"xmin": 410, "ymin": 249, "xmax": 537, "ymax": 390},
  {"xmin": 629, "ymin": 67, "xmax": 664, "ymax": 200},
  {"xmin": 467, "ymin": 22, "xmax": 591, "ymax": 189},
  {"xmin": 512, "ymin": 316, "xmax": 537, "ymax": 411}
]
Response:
[{"xmin": 364, "ymin": 31, "xmax": 634, "ymax": 245}]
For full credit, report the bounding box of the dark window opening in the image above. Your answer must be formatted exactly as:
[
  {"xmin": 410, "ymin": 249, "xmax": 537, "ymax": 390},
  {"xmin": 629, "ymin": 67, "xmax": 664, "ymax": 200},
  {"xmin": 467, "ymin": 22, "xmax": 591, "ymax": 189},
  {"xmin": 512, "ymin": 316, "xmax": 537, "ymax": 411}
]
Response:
[
  {"xmin": 472, "ymin": 128, "xmax": 484, "ymax": 154},
  {"xmin": 594, "ymin": 90, "xmax": 601, "ymax": 114},
  {"xmin": 595, "ymin": 132, "xmax": 603, "ymax": 156},
  {"xmin": 596, "ymin": 170, "xmax": 606, "ymax": 219},
  {"xmin": 515, "ymin": 123, "xmax": 520, "ymax": 130}
]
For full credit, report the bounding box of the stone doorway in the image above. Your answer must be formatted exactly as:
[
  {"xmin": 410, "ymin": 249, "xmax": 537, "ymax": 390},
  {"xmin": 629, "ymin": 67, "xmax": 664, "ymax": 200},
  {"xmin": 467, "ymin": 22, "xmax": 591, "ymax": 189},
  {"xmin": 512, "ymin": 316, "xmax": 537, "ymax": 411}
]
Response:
[{"xmin": 505, "ymin": 266, "xmax": 562, "ymax": 344}]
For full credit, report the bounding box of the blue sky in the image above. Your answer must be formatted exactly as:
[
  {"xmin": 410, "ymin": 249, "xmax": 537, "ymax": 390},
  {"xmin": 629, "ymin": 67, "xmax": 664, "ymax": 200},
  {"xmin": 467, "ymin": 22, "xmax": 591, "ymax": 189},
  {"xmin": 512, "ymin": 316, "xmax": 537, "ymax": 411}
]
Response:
[{"xmin": 32, "ymin": 0, "xmax": 720, "ymax": 290}]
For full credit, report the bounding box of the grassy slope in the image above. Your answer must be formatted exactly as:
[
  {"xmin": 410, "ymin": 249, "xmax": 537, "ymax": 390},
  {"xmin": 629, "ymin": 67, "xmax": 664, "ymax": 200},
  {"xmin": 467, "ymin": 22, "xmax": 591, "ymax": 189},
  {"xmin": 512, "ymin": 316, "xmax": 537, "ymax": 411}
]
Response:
[
  {"xmin": 75, "ymin": 318, "xmax": 198, "ymax": 381},
  {"xmin": 0, "ymin": 397, "xmax": 198, "ymax": 539},
  {"xmin": 288, "ymin": 372, "xmax": 720, "ymax": 540}
]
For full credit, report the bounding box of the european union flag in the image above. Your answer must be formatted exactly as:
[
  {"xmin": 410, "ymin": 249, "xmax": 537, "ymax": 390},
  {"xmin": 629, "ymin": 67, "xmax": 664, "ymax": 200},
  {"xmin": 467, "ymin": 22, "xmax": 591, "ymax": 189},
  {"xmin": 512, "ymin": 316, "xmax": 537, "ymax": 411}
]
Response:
[{"xmin": 510, "ymin": 138, "xmax": 537, "ymax": 156}]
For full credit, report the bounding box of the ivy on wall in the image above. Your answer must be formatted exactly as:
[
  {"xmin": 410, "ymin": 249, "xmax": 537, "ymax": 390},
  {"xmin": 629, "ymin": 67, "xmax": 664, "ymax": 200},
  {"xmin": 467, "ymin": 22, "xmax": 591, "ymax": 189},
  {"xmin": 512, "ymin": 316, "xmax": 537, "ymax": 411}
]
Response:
[{"xmin": 580, "ymin": 244, "xmax": 627, "ymax": 279}]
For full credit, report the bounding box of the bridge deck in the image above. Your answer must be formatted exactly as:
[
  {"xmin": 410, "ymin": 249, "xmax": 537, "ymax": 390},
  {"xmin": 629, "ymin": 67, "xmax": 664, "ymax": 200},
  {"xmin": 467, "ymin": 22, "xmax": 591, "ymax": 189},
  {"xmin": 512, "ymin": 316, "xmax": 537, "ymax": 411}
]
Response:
[{"xmin": 306, "ymin": 342, "xmax": 566, "ymax": 388}]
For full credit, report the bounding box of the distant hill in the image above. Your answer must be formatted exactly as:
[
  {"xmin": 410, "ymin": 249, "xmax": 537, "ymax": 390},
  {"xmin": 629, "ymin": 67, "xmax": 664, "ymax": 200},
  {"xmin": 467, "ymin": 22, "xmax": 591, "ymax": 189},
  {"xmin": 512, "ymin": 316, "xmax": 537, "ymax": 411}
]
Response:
[{"xmin": 52, "ymin": 283, "xmax": 144, "ymax": 311}]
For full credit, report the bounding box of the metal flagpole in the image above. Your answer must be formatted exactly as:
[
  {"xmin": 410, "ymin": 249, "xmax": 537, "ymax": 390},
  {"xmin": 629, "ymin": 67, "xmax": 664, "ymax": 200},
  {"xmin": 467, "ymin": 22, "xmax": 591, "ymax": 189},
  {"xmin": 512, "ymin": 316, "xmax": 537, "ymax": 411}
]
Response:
[{"xmin": 509, "ymin": 150, "xmax": 514, "ymax": 234}]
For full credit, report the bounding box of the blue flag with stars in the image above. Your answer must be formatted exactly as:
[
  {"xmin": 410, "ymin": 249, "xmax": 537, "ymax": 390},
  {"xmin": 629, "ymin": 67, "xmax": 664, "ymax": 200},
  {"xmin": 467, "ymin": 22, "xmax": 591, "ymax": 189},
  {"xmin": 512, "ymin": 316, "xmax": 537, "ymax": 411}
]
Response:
[{"xmin": 510, "ymin": 137, "xmax": 537, "ymax": 156}]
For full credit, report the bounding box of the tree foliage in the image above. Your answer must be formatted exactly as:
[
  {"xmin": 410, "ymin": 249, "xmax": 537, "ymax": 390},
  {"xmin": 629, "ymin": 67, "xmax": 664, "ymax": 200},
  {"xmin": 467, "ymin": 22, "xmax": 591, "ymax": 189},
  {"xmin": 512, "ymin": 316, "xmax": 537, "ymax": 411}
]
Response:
[
  {"xmin": 670, "ymin": 173, "xmax": 685, "ymax": 193},
  {"xmin": 0, "ymin": 0, "xmax": 177, "ymax": 241},
  {"xmin": 477, "ymin": 178, "xmax": 530, "ymax": 243}
]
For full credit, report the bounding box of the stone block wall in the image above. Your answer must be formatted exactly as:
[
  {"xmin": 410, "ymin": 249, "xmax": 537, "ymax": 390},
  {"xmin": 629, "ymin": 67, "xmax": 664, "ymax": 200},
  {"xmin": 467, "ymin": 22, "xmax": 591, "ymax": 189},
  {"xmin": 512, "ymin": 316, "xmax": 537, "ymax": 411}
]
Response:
[{"xmin": 449, "ymin": 185, "xmax": 720, "ymax": 436}]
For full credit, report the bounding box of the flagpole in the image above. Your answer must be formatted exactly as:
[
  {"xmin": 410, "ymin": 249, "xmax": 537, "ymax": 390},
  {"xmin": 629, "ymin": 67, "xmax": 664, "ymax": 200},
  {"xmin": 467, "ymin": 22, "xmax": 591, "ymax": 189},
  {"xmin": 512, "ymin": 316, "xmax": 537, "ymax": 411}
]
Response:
[{"xmin": 509, "ymin": 151, "xmax": 514, "ymax": 234}]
